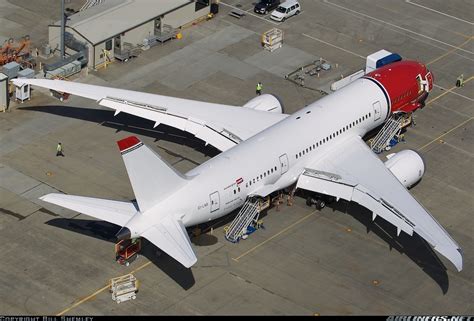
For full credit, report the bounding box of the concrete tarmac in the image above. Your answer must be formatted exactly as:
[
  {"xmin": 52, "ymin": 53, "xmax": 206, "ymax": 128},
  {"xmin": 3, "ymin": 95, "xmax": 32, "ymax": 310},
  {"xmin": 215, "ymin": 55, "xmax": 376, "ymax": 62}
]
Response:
[{"xmin": 0, "ymin": 0, "xmax": 472, "ymax": 315}]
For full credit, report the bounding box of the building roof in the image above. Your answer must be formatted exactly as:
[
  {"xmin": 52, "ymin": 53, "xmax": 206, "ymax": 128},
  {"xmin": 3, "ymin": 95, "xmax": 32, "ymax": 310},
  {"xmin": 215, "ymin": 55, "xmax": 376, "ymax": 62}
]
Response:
[{"xmin": 54, "ymin": 0, "xmax": 191, "ymax": 45}]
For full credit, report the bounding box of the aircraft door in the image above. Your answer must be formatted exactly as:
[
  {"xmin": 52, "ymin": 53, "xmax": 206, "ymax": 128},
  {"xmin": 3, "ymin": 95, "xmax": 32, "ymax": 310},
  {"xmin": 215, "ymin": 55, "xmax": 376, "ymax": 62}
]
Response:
[
  {"xmin": 372, "ymin": 101, "xmax": 381, "ymax": 121},
  {"xmin": 279, "ymin": 154, "xmax": 289, "ymax": 175},
  {"xmin": 209, "ymin": 191, "xmax": 220, "ymax": 213}
]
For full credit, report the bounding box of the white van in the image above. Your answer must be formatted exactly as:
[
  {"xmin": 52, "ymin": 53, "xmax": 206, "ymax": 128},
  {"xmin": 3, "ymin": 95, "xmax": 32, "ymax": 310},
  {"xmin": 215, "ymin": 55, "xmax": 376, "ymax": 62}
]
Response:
[{"xmin": 270, "ymin": 0, "xmax": 301, "ymax": 22}]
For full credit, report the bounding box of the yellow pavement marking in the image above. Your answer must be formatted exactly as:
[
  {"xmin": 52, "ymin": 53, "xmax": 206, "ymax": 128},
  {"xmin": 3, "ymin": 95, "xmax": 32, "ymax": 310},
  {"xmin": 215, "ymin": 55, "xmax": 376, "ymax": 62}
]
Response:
[
  {"xmin": 427, "ymin": 37, "xmax": 473, "ymax": 65},
  {"xmin": 426, "ymin": 76, "xmax": 474, "ymax": 105},
  {"xmin": 232, "ymin": 211, "xmax": 316, "ymax": 262},
  {"xmin": 56, "ymin": 261, "xmax": 152, "ymax": 316},
  {"xmin": 417, "ymin": 117, "xmax": 473, "ymax": 152}
]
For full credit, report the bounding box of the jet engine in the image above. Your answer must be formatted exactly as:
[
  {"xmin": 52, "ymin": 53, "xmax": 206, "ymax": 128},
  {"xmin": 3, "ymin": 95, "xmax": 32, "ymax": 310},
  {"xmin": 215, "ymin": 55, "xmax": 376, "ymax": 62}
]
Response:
[
  {"xmin": 242, "ymin": 94, "xmax": 284, "ymax": 113},
  {"xmin": 384, "ymin": 149, "xmax": 425, "ymax": 188}
]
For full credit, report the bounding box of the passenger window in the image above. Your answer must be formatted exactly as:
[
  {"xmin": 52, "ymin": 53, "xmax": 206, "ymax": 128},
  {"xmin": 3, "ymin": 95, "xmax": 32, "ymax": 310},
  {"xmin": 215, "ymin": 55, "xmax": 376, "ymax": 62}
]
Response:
[
  {"xmin": 238, "ymin": 187, "xmax": 240, "ymax": 192},
  {"xmin": 286, "ymin": 8, "xmax": 290, "ymax": 13}
]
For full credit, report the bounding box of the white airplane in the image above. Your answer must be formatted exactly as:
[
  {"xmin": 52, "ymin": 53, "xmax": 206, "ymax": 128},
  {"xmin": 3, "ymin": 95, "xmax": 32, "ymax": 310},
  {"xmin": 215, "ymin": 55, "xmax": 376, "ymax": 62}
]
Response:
[{"xmin": 13, "ymin": 60, "xmax": 463, "ymax": 272}]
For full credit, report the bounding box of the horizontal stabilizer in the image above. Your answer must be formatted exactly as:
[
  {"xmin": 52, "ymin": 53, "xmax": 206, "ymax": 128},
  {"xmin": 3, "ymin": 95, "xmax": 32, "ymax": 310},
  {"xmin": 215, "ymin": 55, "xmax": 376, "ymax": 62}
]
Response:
[
  {"xmin": 141, "ymin": 216, "xmax": 197, "ymax": 268},
  {"xmin": 40, "ymin": 193, "xmax": 138, "ymax": 226}
]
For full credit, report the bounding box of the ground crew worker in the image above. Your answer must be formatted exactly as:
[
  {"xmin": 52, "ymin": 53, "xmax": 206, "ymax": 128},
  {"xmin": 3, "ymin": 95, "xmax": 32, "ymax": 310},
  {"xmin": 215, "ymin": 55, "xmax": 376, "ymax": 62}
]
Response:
[
  {"xmin": 56, "ymin": 142, "xmax": 64, "ymax": 157},
  {"xmin": 456, "ymin": 74, "xmax": 464, "ymax": 87},
  {"xmin": 256, "ymin": 82, "xmax": 263, "ymax": 96}
]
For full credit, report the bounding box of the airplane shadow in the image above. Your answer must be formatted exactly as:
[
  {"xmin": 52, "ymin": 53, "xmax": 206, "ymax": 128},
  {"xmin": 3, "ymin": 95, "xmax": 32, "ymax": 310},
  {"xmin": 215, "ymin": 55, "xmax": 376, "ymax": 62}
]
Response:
[
  {"xmin": 46, "ymin": 218, "xmax": 196, "ymax": 290},
  {"xmin": 327, "ymin": 199, "xmax": 450, "ymax": 294},
  {"xmin": 19, "ymin": 105, "xmax": 220, "ymax": 159}
]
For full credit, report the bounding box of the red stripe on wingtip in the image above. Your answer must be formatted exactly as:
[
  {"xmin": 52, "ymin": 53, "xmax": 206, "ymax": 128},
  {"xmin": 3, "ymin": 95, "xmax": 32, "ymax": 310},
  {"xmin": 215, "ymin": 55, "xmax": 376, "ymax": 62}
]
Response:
[{"xmin": 117, "ymin": 136, "xmax": 141, "ymax": 151}]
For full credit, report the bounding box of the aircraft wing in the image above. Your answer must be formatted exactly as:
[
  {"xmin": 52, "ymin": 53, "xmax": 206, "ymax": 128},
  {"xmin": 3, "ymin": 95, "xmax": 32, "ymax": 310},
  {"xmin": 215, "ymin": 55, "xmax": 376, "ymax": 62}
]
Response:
[
  {"xmin": 12, "ymin": 79, "xmax": 288, "ymax": 152},
  {"xmin": 296, "ymin": 135, "xmax": 463, "ymax": 271}
]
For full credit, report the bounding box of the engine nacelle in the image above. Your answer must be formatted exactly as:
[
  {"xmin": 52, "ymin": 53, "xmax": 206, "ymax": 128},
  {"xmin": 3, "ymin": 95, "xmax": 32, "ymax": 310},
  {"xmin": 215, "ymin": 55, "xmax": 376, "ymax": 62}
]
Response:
[
  {"xmin": 242, "ymin": 94, "xmax": 284, "ymax": 113},
  {"xmin": 384, "ymin": 149, "xmax": 425, "ymax": 188}
]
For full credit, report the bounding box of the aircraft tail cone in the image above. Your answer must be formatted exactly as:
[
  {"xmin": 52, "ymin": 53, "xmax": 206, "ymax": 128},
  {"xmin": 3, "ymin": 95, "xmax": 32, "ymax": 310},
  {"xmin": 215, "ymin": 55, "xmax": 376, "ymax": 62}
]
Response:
[{"xmin": 115, "ymin": 227, "xmax": 131, "ymax": 241}]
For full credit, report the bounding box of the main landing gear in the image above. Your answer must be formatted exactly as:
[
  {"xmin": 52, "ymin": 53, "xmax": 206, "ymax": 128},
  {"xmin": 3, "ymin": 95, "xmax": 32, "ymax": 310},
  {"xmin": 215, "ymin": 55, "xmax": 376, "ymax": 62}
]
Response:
[{"xmin": 306, "ymin": 195, "xmax": 335, "ymax": 210}]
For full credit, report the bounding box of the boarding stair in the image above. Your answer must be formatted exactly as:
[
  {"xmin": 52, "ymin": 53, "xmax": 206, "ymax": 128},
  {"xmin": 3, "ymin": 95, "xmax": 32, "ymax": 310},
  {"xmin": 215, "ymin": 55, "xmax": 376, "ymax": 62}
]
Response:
[
  {"xmin": 225, "ymin": 197, "xmax": 269, "ymax": 243},
  {"xmin": 370, "ymin": 113, "xmax": 404, "ymax": 153}
]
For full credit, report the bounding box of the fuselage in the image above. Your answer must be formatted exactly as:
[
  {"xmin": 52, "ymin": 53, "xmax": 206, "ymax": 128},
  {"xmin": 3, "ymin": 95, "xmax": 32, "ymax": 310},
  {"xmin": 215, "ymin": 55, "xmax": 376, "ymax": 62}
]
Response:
[{"xmin": 143, "ymin": 61, "xmax": 432, "ymax": 228}]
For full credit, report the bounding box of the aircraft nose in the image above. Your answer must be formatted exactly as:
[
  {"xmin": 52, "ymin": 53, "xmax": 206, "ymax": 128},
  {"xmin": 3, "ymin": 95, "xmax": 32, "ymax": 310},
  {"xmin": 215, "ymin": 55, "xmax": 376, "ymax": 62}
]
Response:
[{"xmin": 115, "ymin": 227, "xmax": 131, "ymax": 241}]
